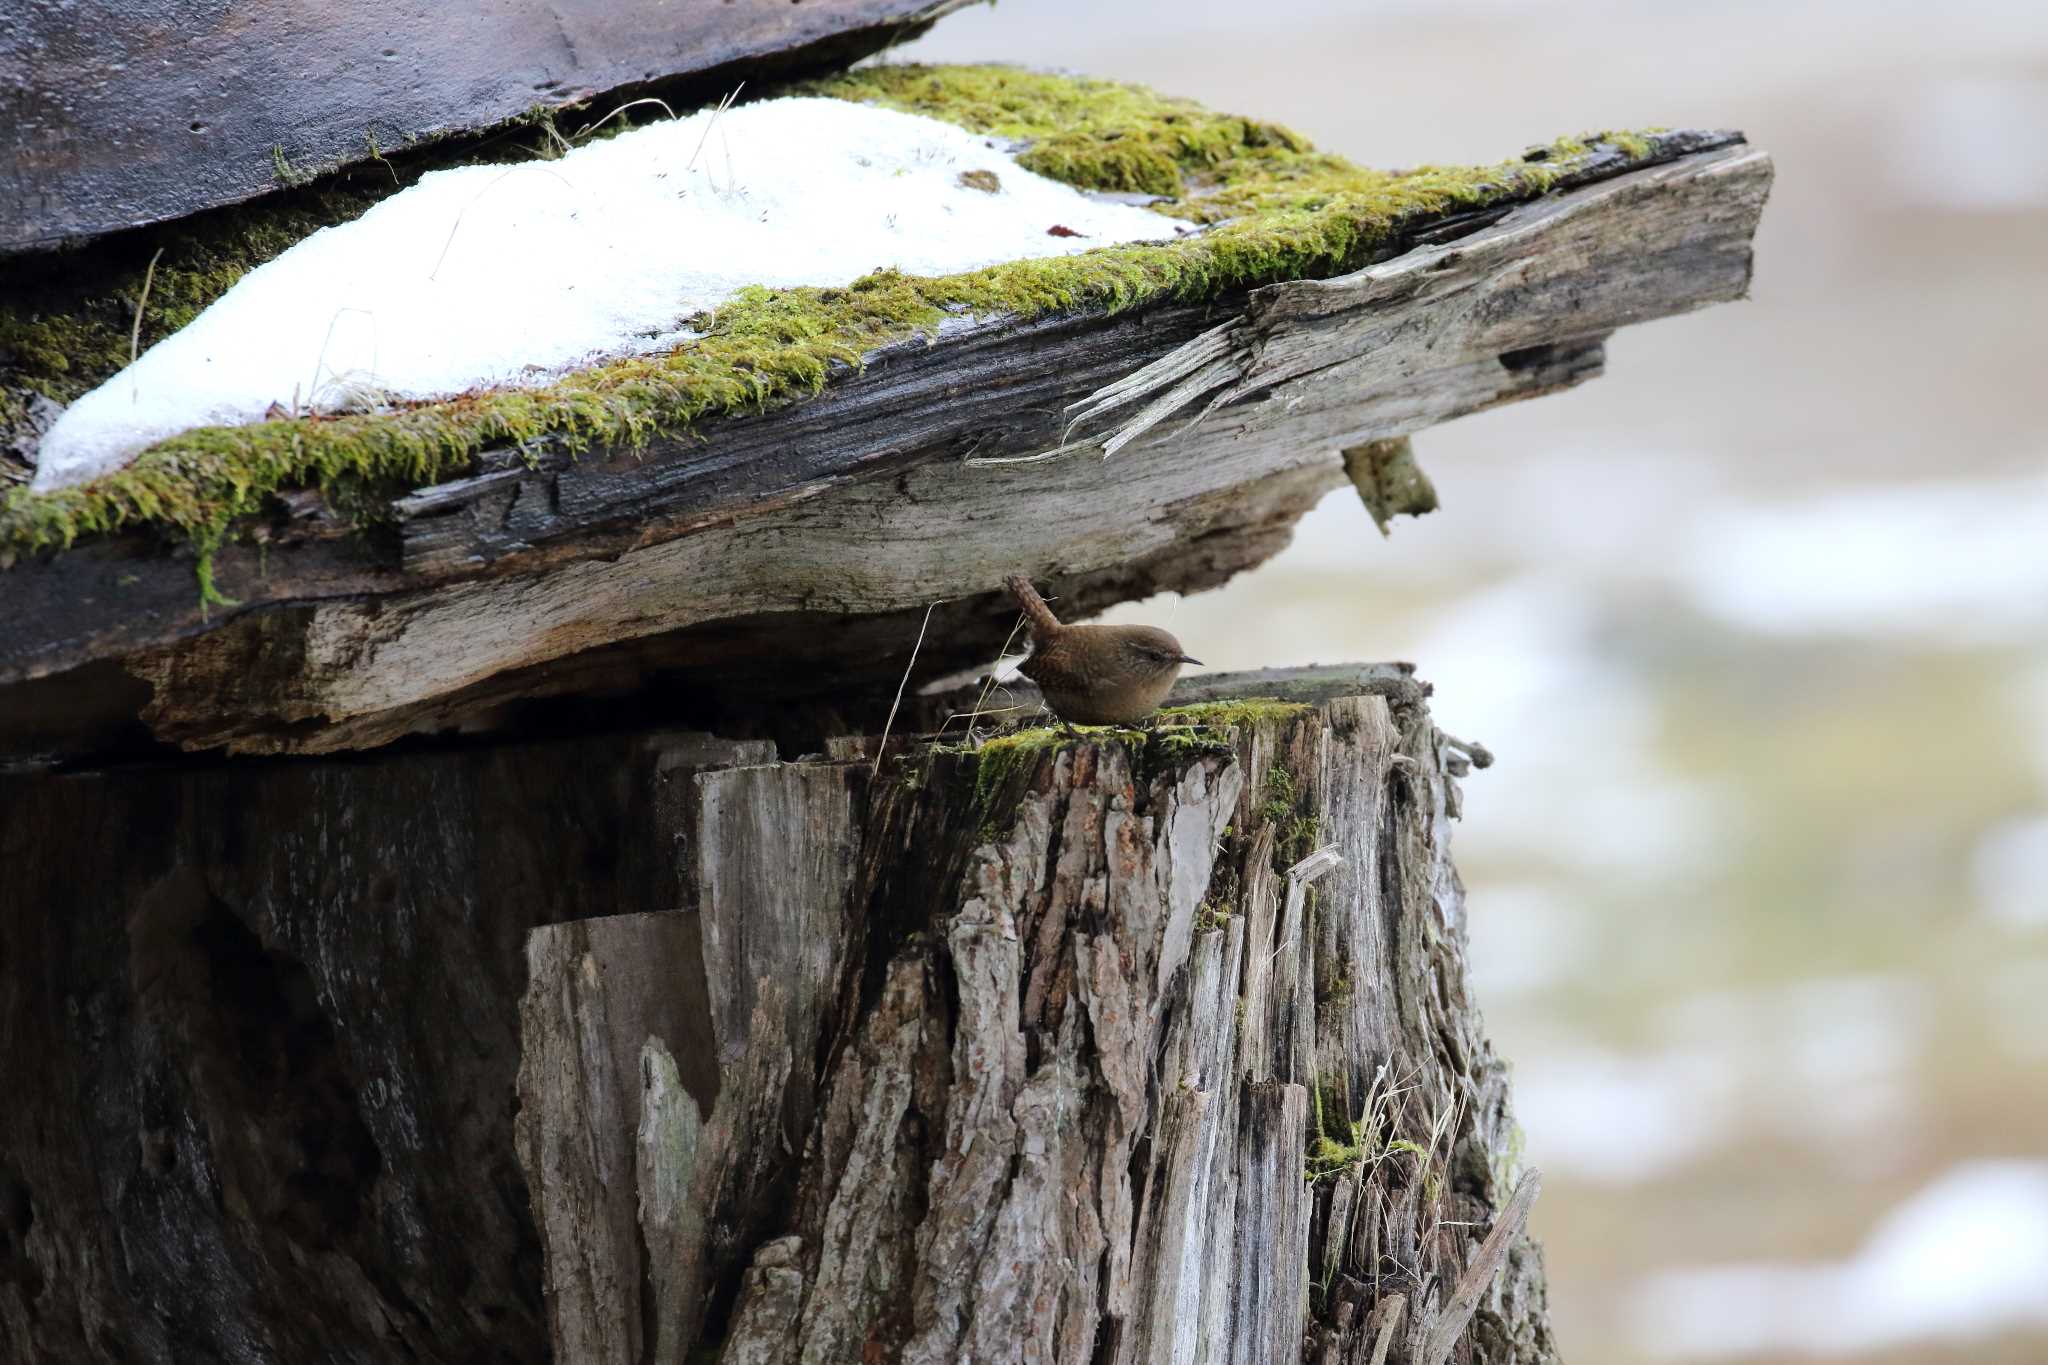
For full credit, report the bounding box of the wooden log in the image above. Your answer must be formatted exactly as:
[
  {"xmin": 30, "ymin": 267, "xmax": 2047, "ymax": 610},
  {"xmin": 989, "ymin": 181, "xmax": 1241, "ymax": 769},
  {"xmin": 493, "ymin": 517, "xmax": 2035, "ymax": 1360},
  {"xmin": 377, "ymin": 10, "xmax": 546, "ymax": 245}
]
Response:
[
  {"xmin": 0, "ymin": 673, "xmax": 1549, "ymax": 1362},
  {"xmin": 0, "ymin": 0, "xmax": 970, "ymax": 254},
  {"xmin": 0, "ymin": 136, "xmax": 1771, "ymax": 764}
]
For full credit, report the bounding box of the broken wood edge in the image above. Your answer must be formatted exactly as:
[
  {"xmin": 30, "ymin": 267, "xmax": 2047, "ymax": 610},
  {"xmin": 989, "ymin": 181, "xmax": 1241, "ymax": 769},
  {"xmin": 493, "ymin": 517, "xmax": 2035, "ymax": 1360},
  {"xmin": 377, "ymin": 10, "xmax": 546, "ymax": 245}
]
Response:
[
  {"xmin": 1063, "ymin": 139, "xmax": 1763, "ymax": 455},
  {"xmin": 0, "ymin": 128, "xmax": 1757, "ymax": 684},
  {"xmin": 0, "ymin": 138, "xmax": 1770, "ymax": 764},
  {"xmin": 1419, "ymin": 1170, "xmax": 1543, "ymax": 1365}
]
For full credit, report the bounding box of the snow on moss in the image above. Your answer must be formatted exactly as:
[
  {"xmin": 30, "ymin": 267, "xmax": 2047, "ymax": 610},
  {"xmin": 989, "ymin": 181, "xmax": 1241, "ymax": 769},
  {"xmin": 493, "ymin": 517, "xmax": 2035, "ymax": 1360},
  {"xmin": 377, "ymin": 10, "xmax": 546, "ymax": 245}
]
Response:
[{"xmin": 32, "ymin": 97, "xmax": 1181, "ymax": 491}]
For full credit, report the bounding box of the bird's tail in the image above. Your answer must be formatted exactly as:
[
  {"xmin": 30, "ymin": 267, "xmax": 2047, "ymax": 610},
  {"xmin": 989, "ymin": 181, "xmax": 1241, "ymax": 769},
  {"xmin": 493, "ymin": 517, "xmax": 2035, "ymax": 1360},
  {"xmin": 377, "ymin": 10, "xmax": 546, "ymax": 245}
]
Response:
[{"xmin": 1004, "ymin": 574, "xmax": 1062, "ymax": 637}]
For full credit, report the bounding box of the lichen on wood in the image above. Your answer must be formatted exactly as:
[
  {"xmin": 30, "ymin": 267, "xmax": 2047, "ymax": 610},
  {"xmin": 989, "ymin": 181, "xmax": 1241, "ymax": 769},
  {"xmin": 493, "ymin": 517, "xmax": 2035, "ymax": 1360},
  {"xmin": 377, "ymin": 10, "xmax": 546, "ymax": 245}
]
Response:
[{"xmin": 1344, "ymin": 436, "xmax": 1440, "ymax": 535}]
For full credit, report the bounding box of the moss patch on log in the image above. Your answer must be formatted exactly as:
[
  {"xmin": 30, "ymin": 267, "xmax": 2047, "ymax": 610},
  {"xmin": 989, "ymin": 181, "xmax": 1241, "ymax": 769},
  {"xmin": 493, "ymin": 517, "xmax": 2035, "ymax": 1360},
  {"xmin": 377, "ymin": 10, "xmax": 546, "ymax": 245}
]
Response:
[
  {"xmin": 1156, "ymin": 698, "xmax": 1312, "ymax": 729},
  {"xmin": 0, "ymin": 64, "xmax": 1671, "ymax": 580}
]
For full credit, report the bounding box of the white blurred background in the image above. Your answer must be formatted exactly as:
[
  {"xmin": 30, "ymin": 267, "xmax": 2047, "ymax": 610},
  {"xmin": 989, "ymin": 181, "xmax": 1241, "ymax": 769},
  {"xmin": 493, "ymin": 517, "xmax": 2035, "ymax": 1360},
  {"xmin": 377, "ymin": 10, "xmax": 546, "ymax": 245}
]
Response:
[{"xmin": 898, "ymin": 3, "xmax": 2048, "ymax": 1360}]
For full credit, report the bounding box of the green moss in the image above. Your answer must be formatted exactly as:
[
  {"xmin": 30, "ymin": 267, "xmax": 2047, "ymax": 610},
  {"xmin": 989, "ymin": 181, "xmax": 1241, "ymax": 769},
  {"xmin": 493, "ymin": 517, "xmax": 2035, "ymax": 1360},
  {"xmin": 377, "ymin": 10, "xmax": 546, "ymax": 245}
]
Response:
[
  {"xmin": 1, "ymin": 65, "xmax": 1677, "ymax": 577},
  {"xmin": 1261, "ymin": 764, "xmax": 1298, "ymax": 823},
  {"xmin": 965, "ymin": 724, "xmax": 1074, "ymax": 816},
  {"xmin": 956, "ymin": 711, "xmax": 1259, "ymax": 838},
  {"xmin": 1305, "ymin": 1133, "xmax": 1359, "ymax": 1181},
  {"xmin": 270, "ymin": 145, "xmax": 311, "ymax": 188},
  {"xmin": 810, "ymin": 64, "xmax": 1317, "ymax": 203},
  {"xmin": 1159, "ymin": 698, "xmax": 1312, "ymax": 730},
  {"xmin": 1143, "ymin": 726, "xmax": 1242, "ymax": 769},
  {"xmin": 1256, "ymin": 761, "xmax": 1321, "ymax": 872}
]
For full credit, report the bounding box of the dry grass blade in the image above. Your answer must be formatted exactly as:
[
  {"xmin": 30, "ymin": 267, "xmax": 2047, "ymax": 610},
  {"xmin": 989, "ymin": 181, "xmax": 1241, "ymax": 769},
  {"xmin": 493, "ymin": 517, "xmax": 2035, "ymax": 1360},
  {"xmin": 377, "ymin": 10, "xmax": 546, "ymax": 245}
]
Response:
[
  {"xmin": 307, "ymin": 307, "xmax": 379, "ymax": 415},
  {"xmin": 959, "ymin": 610, "xmax": 1030, "ymax": 737},
  {"xmin": 576, "ymin": 97, "xmax": 678, "ymax": 142},
  {"xmin": 129, "ymin": 247, "xmax": 164, "ymax": 367},
  {"xmin": 873, "ymin": 601, "xmax": 937, "ymax": 780},
  {"xmin": 687, "ymin": 83, "xmax": 746, "ymax": 174}
]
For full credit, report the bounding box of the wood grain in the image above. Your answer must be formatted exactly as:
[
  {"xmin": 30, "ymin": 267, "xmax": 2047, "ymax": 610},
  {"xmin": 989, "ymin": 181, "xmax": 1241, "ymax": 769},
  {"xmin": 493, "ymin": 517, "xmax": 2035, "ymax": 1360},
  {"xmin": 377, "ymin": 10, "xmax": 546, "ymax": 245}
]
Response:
[
  {"xmin": 0, "ymin": 138, "xmax": 1770, "ymax": 762},
  {"xmin": 0, "ymin": 678, "xmax": 1552, "ymax": 1362}
]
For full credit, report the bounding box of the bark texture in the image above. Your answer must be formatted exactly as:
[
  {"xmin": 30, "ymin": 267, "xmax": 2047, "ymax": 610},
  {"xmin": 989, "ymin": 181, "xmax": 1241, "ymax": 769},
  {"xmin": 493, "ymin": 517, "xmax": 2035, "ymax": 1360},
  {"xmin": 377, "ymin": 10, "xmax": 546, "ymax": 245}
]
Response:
[
  {"xmin": 0, "ymin": 675, "xmax": 1545, "ymax": 1363},
  {"xmin": 511, "ymin": 686, "xmax": 1547, "ymax": 1362}
]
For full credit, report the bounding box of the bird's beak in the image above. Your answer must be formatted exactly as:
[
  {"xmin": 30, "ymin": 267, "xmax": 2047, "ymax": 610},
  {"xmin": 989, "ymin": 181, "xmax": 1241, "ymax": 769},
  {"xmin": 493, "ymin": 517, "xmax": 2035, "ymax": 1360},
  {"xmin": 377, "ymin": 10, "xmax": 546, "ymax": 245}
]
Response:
[{"xmin": 1176, "ymin": 654, "xmax": 1203, "ymax": 666}]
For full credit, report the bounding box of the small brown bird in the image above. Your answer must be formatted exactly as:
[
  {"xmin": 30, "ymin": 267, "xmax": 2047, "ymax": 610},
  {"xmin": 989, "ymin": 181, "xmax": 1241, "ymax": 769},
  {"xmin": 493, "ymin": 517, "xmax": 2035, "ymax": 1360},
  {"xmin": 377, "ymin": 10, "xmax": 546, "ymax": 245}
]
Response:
[{"xmin": 1005, "ymin": 574, "xmax": 1202, "ymax": 729}]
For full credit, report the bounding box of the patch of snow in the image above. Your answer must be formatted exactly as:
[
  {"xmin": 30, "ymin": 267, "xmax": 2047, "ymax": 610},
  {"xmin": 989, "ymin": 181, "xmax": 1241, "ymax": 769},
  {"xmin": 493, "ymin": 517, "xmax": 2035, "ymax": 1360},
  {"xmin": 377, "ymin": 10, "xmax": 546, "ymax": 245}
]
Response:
[
  {"xmin": 1407, "ymin": 572, "xmax": 1737, "ymax": 881},
  {"xmin": 32, "ymin": 97, "xmax": 1183, "ymax": 490},
  {"xmin": 1672, "ymin": 473, "xmax": 2048, "ymax": 644},
  {"xmin": 1632, "ymin": 1160, "xmax": 2048, "ymax": 1357},
  {"xmin": 1974, "ymin": 813, "xmax": 2048, "ymax": 930},
  {"xmin": 1510, "ymin": 1037, "xmax": 1740, "ymax": 1185}
]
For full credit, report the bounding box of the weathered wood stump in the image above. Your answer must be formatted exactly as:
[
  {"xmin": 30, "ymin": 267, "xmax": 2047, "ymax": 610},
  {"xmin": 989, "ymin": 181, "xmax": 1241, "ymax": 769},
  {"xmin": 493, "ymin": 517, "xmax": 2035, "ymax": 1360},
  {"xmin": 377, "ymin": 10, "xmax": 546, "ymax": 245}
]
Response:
[
  {"xmin": 0, "ymin": 673, "xmax": 1539, "ymax": 1363},
  {"xmin": 0, "ymin": 12, "xmax": 1774, "ymax": 1361}
]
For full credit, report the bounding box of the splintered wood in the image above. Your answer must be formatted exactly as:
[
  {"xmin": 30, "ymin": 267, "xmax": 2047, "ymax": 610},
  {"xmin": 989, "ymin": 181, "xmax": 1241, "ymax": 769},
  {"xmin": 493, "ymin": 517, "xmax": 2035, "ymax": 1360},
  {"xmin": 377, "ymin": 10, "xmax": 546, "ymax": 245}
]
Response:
[
  {"xmin": 1, "ymin": 138, "xmax": 1771, "ymax": 763},
  {"xmin": 514, "ymin": 694, "xmax": 1551, "ymax": 1363}
]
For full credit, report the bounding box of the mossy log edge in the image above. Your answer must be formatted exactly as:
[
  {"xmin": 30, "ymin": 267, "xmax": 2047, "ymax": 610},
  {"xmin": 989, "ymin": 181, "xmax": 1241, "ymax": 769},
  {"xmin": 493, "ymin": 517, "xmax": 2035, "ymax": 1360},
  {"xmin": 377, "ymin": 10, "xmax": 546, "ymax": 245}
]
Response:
[{"xmin": 0, "ymin": 135, "xmax": 1771, "ymax": 766}]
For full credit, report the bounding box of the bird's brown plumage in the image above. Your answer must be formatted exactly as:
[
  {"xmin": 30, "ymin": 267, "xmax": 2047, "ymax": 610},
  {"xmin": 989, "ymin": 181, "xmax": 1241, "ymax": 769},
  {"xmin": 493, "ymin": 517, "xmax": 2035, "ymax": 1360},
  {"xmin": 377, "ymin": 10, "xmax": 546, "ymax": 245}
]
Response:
[{"xmin": 1004, "ymin": 575, "xmax": 1201, "ymax": 726}]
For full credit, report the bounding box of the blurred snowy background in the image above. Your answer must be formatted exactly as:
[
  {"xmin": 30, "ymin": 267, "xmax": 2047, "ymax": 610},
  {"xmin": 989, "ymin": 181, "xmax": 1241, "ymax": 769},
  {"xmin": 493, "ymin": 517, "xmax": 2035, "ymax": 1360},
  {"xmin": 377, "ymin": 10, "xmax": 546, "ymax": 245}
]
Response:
[{"xmin": 898, "ymin": 2, "xmax": 2048, "ymax": 1360}]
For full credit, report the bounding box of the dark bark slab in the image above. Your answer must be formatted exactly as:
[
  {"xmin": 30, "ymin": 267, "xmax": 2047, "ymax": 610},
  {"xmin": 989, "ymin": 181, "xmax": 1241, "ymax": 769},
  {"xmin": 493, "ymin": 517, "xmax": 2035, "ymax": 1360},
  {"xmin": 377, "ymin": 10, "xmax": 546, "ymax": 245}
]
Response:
[
  {"xmin": 0, "ymin": 725, "xmax": 770, "ymax": 1362},
  {"xmin": 0, "ymin": 0, "xmax": 969, "ymax": 255}
]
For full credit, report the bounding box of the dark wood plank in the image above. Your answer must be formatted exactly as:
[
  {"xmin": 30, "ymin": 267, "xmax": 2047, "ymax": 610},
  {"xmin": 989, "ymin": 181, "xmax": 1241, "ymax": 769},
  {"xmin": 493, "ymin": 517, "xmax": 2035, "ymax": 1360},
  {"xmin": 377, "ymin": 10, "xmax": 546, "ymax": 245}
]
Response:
[{"xmin": 0, "ymin": 0, "xmax": 968, "ymax": 254}]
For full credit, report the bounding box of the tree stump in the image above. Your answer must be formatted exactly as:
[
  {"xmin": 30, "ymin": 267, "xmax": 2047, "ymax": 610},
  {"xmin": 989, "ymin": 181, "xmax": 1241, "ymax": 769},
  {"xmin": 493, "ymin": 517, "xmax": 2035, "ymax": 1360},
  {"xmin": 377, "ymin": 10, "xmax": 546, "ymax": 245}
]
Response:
[{"xmin": 0, "ymin": 676, "xmax": 1544, "ymax": 1362}]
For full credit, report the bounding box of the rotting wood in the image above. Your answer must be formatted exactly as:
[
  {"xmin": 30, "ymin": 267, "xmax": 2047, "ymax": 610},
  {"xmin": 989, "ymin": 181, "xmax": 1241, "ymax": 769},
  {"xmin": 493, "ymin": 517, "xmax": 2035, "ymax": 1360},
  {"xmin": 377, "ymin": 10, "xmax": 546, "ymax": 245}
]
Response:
[
  {"xmin": 1344, "ymin": 438, "xmax": 1440, "ymax": 536},
  {"xmin": 0, "ymin": 138, "xmax": 1770, "ymax": 764},
  {"xmin": 0, "ymin": 672, "xmax": 1548, "ymax": 1362}
]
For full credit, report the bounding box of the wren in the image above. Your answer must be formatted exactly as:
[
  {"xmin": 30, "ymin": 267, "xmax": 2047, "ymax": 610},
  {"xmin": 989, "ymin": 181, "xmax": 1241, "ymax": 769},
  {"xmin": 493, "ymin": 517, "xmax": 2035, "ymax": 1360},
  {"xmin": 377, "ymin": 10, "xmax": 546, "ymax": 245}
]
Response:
[{"xmin": 1005, "ymin": 574, "xmax": 1202, "ymax": 728}]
